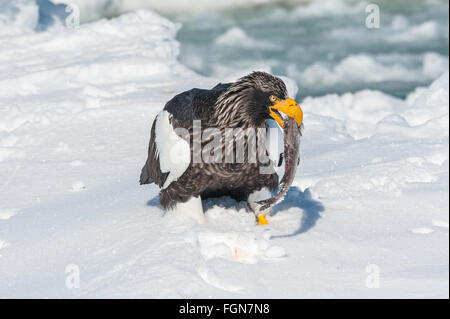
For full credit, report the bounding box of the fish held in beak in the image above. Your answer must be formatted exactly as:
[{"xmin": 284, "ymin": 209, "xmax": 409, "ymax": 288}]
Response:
[
  {"xmin": 257, "ymin": 116, "xmax": 301, "ymax": 219},
  {"xmin": 269, "ymin": 97, "xmax": 303, "ymax": 128}
]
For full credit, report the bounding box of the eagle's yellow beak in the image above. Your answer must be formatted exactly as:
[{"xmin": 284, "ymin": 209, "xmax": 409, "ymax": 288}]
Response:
[{"xmin": 269, "ymin": 98, "xmax": 303, "ymax": 128}]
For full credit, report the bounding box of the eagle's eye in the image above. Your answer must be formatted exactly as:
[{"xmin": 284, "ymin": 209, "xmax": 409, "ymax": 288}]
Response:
[{"xmin": 269, "ymin": 95, "xmax": 278, "ymax": 103}]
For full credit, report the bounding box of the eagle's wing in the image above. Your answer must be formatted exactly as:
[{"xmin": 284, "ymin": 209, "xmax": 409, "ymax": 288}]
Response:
[
  {"xmin": 139, "ymin": 113, "xmax": 167, "ymax": 187},
  {"xmin": 140, "ymin": 84, "xmax": 231, "ymax": 189},
  {"xmin": 140, "ymin": 110, "xmax": 191, "ymax": 188}
]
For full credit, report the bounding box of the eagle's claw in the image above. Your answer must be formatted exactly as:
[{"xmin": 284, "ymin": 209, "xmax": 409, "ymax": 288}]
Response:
[{"xmin": 257, "ymin": 214, "xmax": 269, "ymax": 225}]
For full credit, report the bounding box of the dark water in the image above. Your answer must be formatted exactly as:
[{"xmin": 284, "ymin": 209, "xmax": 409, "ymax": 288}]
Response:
[{"xmin": 175, "ymin": 0, "xmax": 449, "ymax": 99}]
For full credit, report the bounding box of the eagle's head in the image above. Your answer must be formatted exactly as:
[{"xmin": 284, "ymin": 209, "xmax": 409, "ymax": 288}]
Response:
[{"xmin": 215, "ymin": 71, "xmax": 303, "ymax": 128}]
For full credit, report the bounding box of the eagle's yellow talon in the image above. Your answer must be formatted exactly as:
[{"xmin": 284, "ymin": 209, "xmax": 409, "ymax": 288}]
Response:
[{"xmin": 258, "ymin": 214, "xmax": 269, "ymax": 225}]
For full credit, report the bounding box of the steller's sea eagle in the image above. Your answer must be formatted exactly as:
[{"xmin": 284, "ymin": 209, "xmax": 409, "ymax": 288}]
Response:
[{"xmin": 140, "ymin": 71, "xmax": 303, "ymax": 224}]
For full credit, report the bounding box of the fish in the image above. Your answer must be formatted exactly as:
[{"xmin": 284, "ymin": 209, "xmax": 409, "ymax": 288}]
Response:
[{"xmin": 257, "ymin": 116, "xmax": 301, "ymax": 211}]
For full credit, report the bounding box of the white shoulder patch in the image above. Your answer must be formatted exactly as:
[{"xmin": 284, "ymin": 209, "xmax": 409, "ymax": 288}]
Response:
[
  {"xmin": 154, "ymin": 110, "xmax": 191, "ymax": 189},
  {"xmin": 266, "ymin": 119, "xmax": 283, "ymax": 163},
  {"xmin": 266, "ymin": 119, "xmax": 285, "ymax": 178}
]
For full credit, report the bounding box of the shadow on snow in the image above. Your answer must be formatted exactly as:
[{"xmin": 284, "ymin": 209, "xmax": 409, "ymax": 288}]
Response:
[
  {"xmin": 271, "ymin": 186, "xmax": 324, "ymax": 238},
  {"xmin": 146, "ymin": 186, "xmax": 325, "ymax": 237}
]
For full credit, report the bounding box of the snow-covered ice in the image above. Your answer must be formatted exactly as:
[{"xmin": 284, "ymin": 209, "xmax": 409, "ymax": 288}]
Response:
[{"xmin": 0, "ymin": 2, "xmax": 448, "ymax": 298}]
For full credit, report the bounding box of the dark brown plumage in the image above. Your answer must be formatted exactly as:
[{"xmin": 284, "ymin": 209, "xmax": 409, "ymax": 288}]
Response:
[{"xmin": 140, "ymin": 71, "xmax": 294, "ymax": 211}]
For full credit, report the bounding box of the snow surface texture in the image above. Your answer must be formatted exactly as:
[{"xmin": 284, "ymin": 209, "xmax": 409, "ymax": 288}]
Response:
[{"xmin": 0, "ymin": 2, "xmax": 448, "ymax": 298}]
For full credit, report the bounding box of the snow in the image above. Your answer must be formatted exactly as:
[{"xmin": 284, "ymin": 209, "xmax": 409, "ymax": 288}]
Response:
[
  {"xmin": 388, "ymin": 20, "xmax": 440, "ymax": 43},
  {"xmin": 215, "ymin": 27, "xmax": 276, "ymax": 50},
  {"xmin": 71, "ymin": 181, "xmax": 86, "ymax": 192},
  {"xmin": 291, "ymin": 0, "xmax": 369, "ymax": 17},
  {"xmin": 300, "ymin": 72, "xmax": 449, "ymax": 140},
  {"xmin": 0, "ymin": 209, "xmax": 18, "ymax": 220},
  {"xmin": 0, "ymin": 4, "xmax": 448, "ymax": 299},
  {"xmin": 0, "ymin": 0, "xmax": 39, "ymax": 35},
  {"xmin": 296, "ymin": 53, "xmax": 449, "ymax": 87},
  {"xmin": 53, "ymin": 0, "xmax": 366, "ymax": 20}
]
